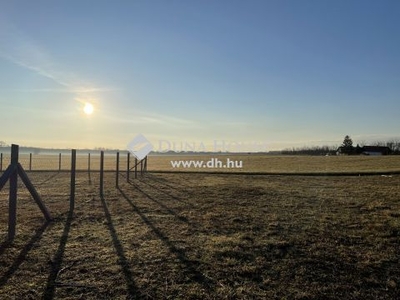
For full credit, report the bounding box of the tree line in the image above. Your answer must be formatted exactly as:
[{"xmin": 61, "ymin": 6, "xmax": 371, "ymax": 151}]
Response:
[
  {"xmin": 281, "ymin": 145, "xmax": 338, "ymax": 155},
  {"xmin": 282, "ymin": 136, "xmax": 400, "ymax": 155}
]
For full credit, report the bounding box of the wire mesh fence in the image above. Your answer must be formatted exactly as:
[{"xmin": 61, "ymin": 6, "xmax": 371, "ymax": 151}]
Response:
[
  {"xmin": 0, "ymin": 145, "xmax": 147, "ymax": 242},
  {"xmin": 0, "ymin": 151, "xmax": 132, "ymax": 172}
]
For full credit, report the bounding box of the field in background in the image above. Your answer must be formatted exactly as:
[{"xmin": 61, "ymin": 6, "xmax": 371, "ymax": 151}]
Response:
[
  {"xmin": 148, "ymin": 154, "xmax": 400, "ymax": 173},
  {"xmin": 0, "ymin": 153, "xmax": 127, "ymax": 171},
  {"xmin": 2, "ymin": 153, "xmax": 400, "ymax": 173},
  {"xmin": 0, "ymin": 171, "xmax": 399, "ymax": 299}
]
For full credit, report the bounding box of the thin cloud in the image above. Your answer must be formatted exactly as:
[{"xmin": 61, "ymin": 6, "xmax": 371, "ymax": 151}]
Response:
[
  {"xmin": 4, "ymin": 87, "xmax": 117, "ymax": 94},
  {"xmin": 100, "ymin": 110, "xmax": 196, "ymax": 127},
  {"xmin": 0, "ymin": 21, "xmax": 116, "ymax": 95}
]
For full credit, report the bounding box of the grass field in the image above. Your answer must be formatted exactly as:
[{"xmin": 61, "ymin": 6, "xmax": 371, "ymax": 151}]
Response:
[
  {"xmin": 148, "ymin": 154, "xmax": 400, "ymax": 173},
  {"xmin": 2, "ymin": 153, "xmax": 400, "ymax": 174},
  {"xmin": 0, "ymin": 168, "xmax": 399, "ymax": 299}
]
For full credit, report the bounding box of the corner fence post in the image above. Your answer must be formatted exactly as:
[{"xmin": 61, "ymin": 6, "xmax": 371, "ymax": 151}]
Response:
[
  {"xmin": 70, "ymin": 149, "xmax": 76, "ymax": 212},
  {"xmin": 0, "ymin": 153, "xmax": 3, "ymax": 171},
  {"xmin": 100, "ymin": 151, "xmax": 104, "ymax": 196},
  {"xmin": 127, "ymin": 152, "xmax": 130, "ymax": 182},
  {"xmin": 29, "ymin": 153, "xmax": 32, "ymax": 171},
  {"xmin": 59, "ymin": 153, "xmax": 62, "ymax": 171},
  {"xmin": 116, "ymin": 152, "xmax": 119, "ymax": 188},
  {"xmin": 8, "ymin": 144, "xmax": 19, "ymax": 241}
]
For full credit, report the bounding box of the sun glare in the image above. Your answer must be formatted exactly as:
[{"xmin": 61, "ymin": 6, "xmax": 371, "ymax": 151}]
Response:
[{"xmin": 83, "ymin": 103, "xmax": 94, "ymax": 115}]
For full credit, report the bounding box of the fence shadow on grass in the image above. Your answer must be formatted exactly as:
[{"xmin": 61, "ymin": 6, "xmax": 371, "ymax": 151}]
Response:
[
  {"xmin": 144, "ymin": 173, "xmax": 191, "ymax": 192},
  {"xmin": 136, "ymin": 176, "xmax": 195, "ymax": 208},
  {"xmin": 117, "ymin": 187, "xmax": 215, "ymax": 292},
  {"xmin": 0, "ymin": 221, "xmax": 50, "ymax": 288},
  {"xmin": 32, "ymin": 171, "xmax": 60, "ymax": 186},
  {"xmin": 100, "ymin": 194, "xmax": 143, "ymax": 299},
  {"xmin": 128, "ymin": 180, "xmax": 190, "ymax": 223},
  {"xmin": 0, "ymin": 240, "xmax": 10, "ymax": 257},
  {"xmin": 43, "ymin": 210, "xmax": 73, "ymax": 300}
]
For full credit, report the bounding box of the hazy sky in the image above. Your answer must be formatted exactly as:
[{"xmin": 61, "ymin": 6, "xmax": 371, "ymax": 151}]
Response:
[{"xmin": 1, "ymin": 0, "xmax": 399, "ymax": 151}]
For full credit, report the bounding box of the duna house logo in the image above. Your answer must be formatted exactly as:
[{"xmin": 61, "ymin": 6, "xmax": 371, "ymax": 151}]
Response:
[{"xmin": 127, "ymin": 134, "xmax": 153, "ymax": 160}]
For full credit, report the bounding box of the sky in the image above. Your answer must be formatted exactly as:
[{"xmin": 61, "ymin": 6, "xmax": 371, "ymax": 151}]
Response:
[{"xmin": 0, "ymin": 0, "xmax": 399, "ymax": 151}]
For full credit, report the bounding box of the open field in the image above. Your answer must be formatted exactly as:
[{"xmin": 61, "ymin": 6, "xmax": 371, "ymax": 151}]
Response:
[
  {"xmin": 2, "ymin": 153, "xmax": 400, "ymax": 174},
  {"xmin": 0, "ymin": 171, "xmax": 399, "ymax": 299},
  {"xmin": 148, "ymin": 154, "xmax": 400, "ymax": 173}
]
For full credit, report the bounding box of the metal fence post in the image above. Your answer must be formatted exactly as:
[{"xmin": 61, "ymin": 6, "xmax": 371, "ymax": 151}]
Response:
[
  {"xmin": 100, "ymin": 151, "xmax": 104, "ymax": 196},
  {"xmin": 70, "ymin": 149, "xmax": 76, "ymax": 212},
  {"xmin": 88, "ymin": 153, "xmax": 91, "ymax": 183},
  {"xmin": 116, "ymin": 152, "xmax": 119, "ymax": 188},
  {"xmin": 59, "ymin": 153, "xmax": 62, "ymax": 171},
  {"xmin": 127, "ymin": 152, "xmax": 130, "ymax": 182},
  {"xmin": 8, "ymin": 144, "xmax": 19, "ymax": 241},
  {"xmin": 135, "ymin": 157, "xmax": 138, "ymax": 179}
]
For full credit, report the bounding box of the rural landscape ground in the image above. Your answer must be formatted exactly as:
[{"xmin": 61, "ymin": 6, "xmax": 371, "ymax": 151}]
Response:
[{"xmin": 0, "ymin": 155, "xmax": 399, "ymax": 299}]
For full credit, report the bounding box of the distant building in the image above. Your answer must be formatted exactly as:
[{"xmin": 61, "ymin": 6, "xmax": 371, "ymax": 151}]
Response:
[
  {"xmin": 359, "ymin": 146, "xmax": 391, "ymax": 155},
  {"xmin": 336, "ymin": 145, "xmax": 392, "ymax": 155}
]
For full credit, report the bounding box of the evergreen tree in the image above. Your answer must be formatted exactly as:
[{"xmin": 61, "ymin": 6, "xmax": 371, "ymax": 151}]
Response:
[{"xmin": 341, "ymin": 135, "xmax": 354, "ymax": 154}]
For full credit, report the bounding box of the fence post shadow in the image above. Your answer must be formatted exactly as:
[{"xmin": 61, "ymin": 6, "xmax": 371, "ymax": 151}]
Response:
[
  {"xmin": 42, "ymin": 210, "xmax": 73, "ymax": 300},
  {"xmin": 116, "ymin": 186, "xmax": 215, "ymax": 292},
  {"xmin": 99, "ymin": 193, "xmax": 143, "ymax": 299},
  {"xmin": 98, "ymin": 149, "xmax": 142, "ymax": 298},
  {"xmin": 0, "ymin": 240, "xmax": 11, "ymax": 257},
  {"xmin": 132, "ymin": 176, "xmax": 195, "ymax": 208},
  {"xmin": 128, "ymin": 180, "xmax": 190, "ymax": 223},
  {"xmin": 43, "ymin": 149, "xmax": 76, "ymax": 300},
  {"xmin": 0, "ymin": 221, "xmax": 51, "ymax": 288}
]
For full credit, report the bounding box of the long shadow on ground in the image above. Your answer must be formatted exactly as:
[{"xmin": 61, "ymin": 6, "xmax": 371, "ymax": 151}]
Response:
[
  {"xmin": 43, "ymin": 211, "xmax": 73, "ymax": 299},
  {"xmin": 100, "ymin": 194, "xmax": 144, "ymax": 299},
  {"xmin": 33, "ymin": 172, "xmax": 61, "ymax": 186},
  {"xmin": 144, "ymin": 173, "xmax": 191, "ymax": 192},
  {"xmin": 134, "ymin": 177, "xmax": 193, "ymax": 208},
  {"xmin": 128, "ymin": 180, "xmax": 190, "ymax": 223},
  {"xmin": 117, "ymin": 187, "xmax": 215, "ymax": 293},
  {"xmin": 0, "ymin": 221, "xmax": 50, "ymax": 288}
]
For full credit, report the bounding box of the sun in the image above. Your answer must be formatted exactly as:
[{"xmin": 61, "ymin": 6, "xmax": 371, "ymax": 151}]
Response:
[{"xmin": 83, "ymin": 103, "xmax": 94, "ymax": 115}]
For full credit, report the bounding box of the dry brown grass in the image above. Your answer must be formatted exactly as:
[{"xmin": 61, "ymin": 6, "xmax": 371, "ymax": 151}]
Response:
[
  {"xmin": 0, "ymin": 170, "xmax": 399, "ymax": 299},
  {"xmin": 148, "ymin": 154, "xmax": 400, "ymax": 173},
  {"xmin": 2, "ymin": 153, "xmax": 400, "ymax": 173}
]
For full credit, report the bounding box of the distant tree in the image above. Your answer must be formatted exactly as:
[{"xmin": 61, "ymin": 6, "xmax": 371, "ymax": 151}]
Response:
[
  {"xmin": 340, "ymin": 135, "xmax": 355, "ymax": 154},
  {"xmin": 342, "ymin": 135, "xmax": 353, "ymax": 147},
  {"xmin": 0, "ymin": 141, "xmax": 7, "ymax": 147}
]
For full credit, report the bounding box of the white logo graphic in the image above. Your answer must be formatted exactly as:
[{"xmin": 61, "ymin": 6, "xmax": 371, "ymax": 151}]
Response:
[{"xmin": 127, "ymin": 134, "xmax": 153, "ymax": 160}]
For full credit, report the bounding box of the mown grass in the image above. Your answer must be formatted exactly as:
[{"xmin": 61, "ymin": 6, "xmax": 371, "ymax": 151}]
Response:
[{"xmin": 0, "ymin": 171, "xmax": 399, "ymax": 299}]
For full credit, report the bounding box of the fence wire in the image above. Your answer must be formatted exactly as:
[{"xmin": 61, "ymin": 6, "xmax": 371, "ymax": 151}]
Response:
[
  {"xmin": 0, "ymin": 149, "xmax": 147, "ymax": 242},
  {"xmin": 0, "ymin": 152, "xmax": 132, "ymax": 172}
]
